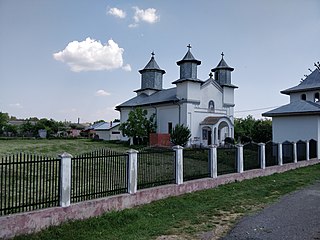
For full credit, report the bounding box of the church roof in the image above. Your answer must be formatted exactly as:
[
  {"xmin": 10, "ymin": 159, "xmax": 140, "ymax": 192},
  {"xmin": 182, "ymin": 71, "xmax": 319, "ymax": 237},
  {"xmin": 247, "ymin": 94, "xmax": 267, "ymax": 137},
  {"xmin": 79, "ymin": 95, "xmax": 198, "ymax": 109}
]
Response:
[
  {"xmin": 262, "ymin": 100, "xmax": 320, "ymax": 117},
  {"xmin": 115, "ymin": 87, "xmax": 179, "ymax": 109},
  {"xmin": 211, "ymin": 53, "xmax": 234, "ymax": 72},
  {"xmin": 139, "ymin": 53, "xmax": 166, "ymax": 74},
  {"xmin": 281, "ymin": 69, "xmax": 320, "ymax": 95},
  {"xmin": 176, "ymin": 46, "xmax": 201, "ymax": 65}
]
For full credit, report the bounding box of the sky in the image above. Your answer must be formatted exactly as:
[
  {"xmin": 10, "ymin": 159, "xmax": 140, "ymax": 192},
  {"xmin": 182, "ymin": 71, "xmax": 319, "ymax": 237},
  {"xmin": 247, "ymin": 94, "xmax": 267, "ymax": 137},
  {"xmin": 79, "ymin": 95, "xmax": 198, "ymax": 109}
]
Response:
[{"xmin": 1, "ymin": 0, "xmax": 320, "ymax": 123}]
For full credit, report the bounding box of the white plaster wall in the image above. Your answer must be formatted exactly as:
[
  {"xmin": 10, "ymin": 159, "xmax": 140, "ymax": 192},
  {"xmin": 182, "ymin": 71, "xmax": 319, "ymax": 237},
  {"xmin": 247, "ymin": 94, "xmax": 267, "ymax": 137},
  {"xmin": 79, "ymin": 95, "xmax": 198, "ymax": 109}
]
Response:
[
  {"xmin": 272, "ymin": 115, "xmax": 319, "ymax": 143},
  {"xmin": 290, "ymin": 91, "xmax": 320, "ymax": 103},
  {"xmin": 223, "ymin": 87, "xmax": 234, "ymax": 106},
  {"xmin": 200, "ymin": 83, "xmax": 223, "ymax": 109},
  {"xmin": 176, "ymin": 82, "xmax": 201, "ymax": 101},
  {"xmin": 157, "ymin": 105, "xmax": 179, "ymax": 133}
]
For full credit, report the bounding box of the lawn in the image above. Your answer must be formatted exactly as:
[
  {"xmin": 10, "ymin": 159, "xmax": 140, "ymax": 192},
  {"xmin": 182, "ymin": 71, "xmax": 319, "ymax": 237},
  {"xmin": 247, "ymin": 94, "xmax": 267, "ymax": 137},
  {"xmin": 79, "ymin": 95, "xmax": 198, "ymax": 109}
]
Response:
[
  {"xmin": 13, "ymin": 163, "xmax": 320, "ymax": 240},
  {"xmin": 0, "ymin": 139, "xmax": 132, "ymax": 156}
]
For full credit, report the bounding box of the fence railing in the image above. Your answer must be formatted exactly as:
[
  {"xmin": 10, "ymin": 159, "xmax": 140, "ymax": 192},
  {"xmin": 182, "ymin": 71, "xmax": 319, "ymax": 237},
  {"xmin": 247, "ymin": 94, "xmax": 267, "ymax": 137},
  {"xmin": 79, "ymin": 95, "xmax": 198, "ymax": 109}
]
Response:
[
  {"xmin": 137, "ymin": 149, "xmax": 175, "ymax": 189},
  {"xmin": 0, "ymin": 153, "xmax": 60, "ymax": 216},
  {"xmin": 0, "ymin": 139, "xmax": 318, "ymax": 216},
  {"xmin": 71, "ymin": 149, "xmax": 128, "ymax": 203}
]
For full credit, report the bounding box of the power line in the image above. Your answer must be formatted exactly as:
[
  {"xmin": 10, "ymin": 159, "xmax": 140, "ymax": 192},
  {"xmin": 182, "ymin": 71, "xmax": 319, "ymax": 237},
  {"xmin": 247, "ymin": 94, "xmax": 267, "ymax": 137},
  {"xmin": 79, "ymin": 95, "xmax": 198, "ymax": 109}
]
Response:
[{"xmin": 235, "ymin": 106, "xmax": 279, "ymax": 113}]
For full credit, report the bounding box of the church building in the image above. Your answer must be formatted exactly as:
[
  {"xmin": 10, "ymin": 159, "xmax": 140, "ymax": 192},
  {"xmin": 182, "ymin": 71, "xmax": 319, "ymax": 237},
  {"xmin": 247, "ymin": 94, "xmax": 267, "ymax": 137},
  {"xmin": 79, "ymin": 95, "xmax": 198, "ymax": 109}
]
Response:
[
  {"xmin": 263, "ymin": 64, "xmax": 320, "ymax": 156},
  {"xmin": 116, "ymin": 46, "xmax": 238, "ymax": 146}
]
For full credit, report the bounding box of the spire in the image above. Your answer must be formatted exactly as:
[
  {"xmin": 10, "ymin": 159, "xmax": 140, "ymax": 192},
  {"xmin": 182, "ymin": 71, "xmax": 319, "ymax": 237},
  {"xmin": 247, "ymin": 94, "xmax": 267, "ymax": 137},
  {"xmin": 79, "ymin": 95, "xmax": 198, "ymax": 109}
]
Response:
[
  {"xmin": 137, "ymin": 52, "xmax": 166, "ymax": 93},
  {"xmin": 211, "ymin": 52, "xmax": 236, "ymax": 87},
  {"xmin": 172, "ymin": 45, "xmax": 202, "ymax": 84}
]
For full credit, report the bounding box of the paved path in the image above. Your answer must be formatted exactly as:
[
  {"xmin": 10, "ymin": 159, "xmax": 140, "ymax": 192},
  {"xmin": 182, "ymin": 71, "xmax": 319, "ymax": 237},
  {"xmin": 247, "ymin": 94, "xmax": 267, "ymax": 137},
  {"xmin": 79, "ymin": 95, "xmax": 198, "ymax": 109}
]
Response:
[{"xmin": 222, "ymin": 181, "xmax": 320, "ymax": 240}]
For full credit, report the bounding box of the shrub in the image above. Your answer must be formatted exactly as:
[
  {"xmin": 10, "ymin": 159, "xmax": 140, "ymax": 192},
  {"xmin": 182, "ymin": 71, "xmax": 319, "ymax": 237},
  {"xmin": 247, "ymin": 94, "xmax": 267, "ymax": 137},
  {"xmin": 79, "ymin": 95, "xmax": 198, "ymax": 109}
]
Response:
[{"xmin": 170, "ymin": 124, "xmax": 191, "ymax": 147}]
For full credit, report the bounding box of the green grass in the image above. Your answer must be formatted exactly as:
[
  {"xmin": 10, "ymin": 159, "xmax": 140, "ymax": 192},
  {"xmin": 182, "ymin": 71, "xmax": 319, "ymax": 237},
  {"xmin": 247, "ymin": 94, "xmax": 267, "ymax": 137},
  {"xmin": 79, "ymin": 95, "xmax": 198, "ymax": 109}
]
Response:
[
  {"xmin": 0, "ymin": 139, "xmax": 132, "ymax": 156},
  {"xmin": 14, "ymin": 163, "xmax": 320, "ymax": 240}
]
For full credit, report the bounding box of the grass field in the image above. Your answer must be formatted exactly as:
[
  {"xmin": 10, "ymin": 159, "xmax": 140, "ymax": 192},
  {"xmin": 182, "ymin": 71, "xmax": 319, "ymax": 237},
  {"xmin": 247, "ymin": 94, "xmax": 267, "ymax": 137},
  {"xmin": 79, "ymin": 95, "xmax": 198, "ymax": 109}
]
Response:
[
  {"xmin": 13, "ymin": 163, "xmax": 320, "ymax": 240},
  {"xmin": 0, "ymin": 139, "xmax": 132, "ymax": 156}
]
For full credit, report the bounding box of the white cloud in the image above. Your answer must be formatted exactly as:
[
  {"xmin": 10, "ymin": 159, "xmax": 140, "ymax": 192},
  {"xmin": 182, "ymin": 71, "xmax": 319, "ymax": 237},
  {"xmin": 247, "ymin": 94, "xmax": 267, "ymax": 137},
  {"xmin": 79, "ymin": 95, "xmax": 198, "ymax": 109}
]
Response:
[
  {"xmin": 122, "ymin": 64, "xmax": 132, "ymax": 71},
  {"xmin": 128, "ymin": 23, "xmax": 139, "ymax": 28},
  {"xmin": 9, "ymin": 103, "xmax": 22, "ymax": 108},
  {"xmin": 133, "ymin": 7, "xmax": 159, "ymax": 24},
  {"xmin": 107, "ymin": 7, "xmax": 126, "ymax": 18},
  {"xmin": 53, "ymin": 38, "xmax": 129, "ymax": 72},
  {"xmin": 95, "ymin": 90, "xmax": 111, "ymax": 97}
]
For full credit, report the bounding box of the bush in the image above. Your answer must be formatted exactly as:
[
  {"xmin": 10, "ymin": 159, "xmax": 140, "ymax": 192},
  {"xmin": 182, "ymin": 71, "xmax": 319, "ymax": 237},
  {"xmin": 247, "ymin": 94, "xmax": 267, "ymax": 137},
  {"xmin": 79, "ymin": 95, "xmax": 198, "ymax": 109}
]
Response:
[{"xmin": 170, "ymin": 124, "xmax": 191, "ymax": 147}]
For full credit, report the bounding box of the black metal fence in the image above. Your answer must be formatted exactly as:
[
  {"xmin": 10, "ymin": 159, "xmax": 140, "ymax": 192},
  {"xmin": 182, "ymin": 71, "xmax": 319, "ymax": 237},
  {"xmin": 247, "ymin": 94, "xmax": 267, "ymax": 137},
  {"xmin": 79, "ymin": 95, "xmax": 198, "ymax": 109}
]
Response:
[
  {"xmin": 310, "ymin": 139, "xmax": 317, "ymax": 159},
  {"xmin": 217, "ymin": 146, "xmax": 237, "ymax": 175},
  {"xmin": 137, "ymin": 148, "xmax": 175, "ymax": 189},
  {"xmin": 297, "ymin": 140, "xmax": 307, "ymax": 161},
  {"xmin": 282, "ymin": 141, "xmax": 294, "ymax": 164},
  {"xmin": 265, "ymin": 142, "xmax": 278, "ymax": 166},
  {"xmin": 183, "ymin": 148, "xmax": 210, "ymax": 181},
  {"xmin": 71, "ymin": 149, "xmax": 128, "ymax": 203},
  {"xmin": 0, "ymin": 153, "xmax": 60, "ymax": 216},
  {"xmin": 243, "ymin": 143, "xmax": 260, "ymax": 170}
]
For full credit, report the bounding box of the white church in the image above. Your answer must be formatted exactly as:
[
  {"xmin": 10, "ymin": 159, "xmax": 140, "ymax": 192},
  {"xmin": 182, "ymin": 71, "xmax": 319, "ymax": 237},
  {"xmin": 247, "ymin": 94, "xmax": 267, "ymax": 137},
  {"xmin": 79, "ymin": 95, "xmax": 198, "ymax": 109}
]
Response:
[{"xmin": 116, "ymin": 46, "xmax": 238, "ymax": 146}]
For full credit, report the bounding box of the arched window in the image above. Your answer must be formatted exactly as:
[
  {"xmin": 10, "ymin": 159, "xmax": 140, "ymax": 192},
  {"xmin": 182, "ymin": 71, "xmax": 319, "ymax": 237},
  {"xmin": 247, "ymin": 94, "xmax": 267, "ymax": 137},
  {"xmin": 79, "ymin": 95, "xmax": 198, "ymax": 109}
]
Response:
[
  {"xmin": 301, "ymin": 94, "xmax": 306, "ymax": 100},
  {"xmin": 315, "ymin": 93, "xmax": 319, "ymax": 102},
  {"xmin": 208, "ymin": 100, "xmax": 215, "ymax": 111}
]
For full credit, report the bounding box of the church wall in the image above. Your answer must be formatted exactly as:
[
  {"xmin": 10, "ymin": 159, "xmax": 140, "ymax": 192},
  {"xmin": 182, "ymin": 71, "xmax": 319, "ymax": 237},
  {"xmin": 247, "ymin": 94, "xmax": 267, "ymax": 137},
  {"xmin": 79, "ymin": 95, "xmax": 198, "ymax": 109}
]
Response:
[
  {"xmin": 272, "ymin": 115, "xmax": 319, "ymax": 143},
  {"xmin": 290, "ymin": 91, "xmax": 320, "ymax": 103},
  {"xmin": 200, "ymin": 83, "xmax": 223, "ymax": 109},
  {"xmin": 157, "ymin": 105, "xmax": 180, "ymax": 133},
  {"xmin": 176, "ymin": 82, "xmax": 201, "ymax": 101},
  {"xmin": 223, "ymin": 87, "xmax": 235, "ymax": 106}
]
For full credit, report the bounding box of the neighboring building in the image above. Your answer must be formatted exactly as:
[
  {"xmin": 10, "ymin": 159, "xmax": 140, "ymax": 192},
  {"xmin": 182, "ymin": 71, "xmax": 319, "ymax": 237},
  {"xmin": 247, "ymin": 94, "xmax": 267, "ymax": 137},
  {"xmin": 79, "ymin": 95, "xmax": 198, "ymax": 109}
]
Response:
[
  {"xmin": 263, "ymin": 66, "xmax": 320, "ymax": 156},
  {"xmin": 94, "ymin": 122, "xmax": 121, "ymax": 141},
  {"xmin": 116, "ymin": 46, "xmax": 238, "ymax": 146}
]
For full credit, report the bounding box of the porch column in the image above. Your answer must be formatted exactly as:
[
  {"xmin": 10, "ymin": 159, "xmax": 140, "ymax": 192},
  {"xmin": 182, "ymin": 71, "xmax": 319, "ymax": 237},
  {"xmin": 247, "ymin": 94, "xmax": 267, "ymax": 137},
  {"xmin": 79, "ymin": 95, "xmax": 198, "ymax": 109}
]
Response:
[
  {"xmin": 209, "ymin": 145, "xmax": 217, "ymax": 178},
  {"xmin": 236, "ymin": 144, "xmax": 244, "ymax": 173},
  {"xmin": 306, "ymin": 140, "xmax": 310, "ymax": 161},
  {"xmin": 258, "ymin": 143, "xmax": 266, "ymax": 169},
  {"xmin": 278, "ymin": 143, "xmax": 283, "ymax": 166}
]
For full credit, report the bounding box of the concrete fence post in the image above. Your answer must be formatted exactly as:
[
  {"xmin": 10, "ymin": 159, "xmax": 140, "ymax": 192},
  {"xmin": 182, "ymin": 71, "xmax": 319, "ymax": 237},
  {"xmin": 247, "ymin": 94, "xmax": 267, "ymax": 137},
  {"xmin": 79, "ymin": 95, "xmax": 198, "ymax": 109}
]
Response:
[
  {"xmin": 59, "ymin": 152, "xmax": 72, "ymax": 207},
  {"xmin": 278, "ymin": 143, "xmax": 283, "ymax": 166},
  {"xmin": 209, "ymin": 145, "xmax": 217, "ymax": 178},
  {"xmin": 173, "ymin": 145, "xmax": 184, "ymax": 185},
  {"xmin": 258, "ymin": 143, "xmax": 266, "ymax": 169},
  {"xmin": 293, "ymin": 142, "xmax": 297, "ymax": 163},
  {"xmin": 236, "ymin": 144, "xmax": 244, "ymax": 173},
  {"xmin": 127, "ymin": 149, "xmax": 138, "ymax": 194},
  {"xmin": 306, "ymin": 140, "xmax": 310, "ymax": 161}
]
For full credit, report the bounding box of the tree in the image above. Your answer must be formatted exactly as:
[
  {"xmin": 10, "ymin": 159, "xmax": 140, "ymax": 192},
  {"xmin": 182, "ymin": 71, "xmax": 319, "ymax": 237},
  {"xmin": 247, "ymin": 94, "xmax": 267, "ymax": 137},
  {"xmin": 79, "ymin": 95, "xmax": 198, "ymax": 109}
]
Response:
[
  {"xmin": 170, "ymin": 124, "xmax": 191, "ymax": 147},
  {"xmin": 0, "ymin": 112, "xmax": 9, "ymax": 134},
  {"xmin": 234, "ymin": 115, "xmax": 272, "ymax": 143},
  {"xmin": 119, "ymin": 108, "xmax": 156, "ymax": 145}
]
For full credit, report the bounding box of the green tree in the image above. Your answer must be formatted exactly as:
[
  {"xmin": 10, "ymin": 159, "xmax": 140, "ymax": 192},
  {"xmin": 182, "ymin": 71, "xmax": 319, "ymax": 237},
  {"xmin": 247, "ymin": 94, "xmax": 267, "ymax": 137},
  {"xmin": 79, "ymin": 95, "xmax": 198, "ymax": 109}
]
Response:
[
  {"xmin": 170, "ymin": 124, "xmax": 191, "ymax": 147},
  {"xmin": 0, "ymin": 112, "xmax": 9, "ymax": 134},
  {"xmin": 234, "ymin": 115, "xmax": 272, "ymax": 143},
  {"xmin": 119, "ymin": 108, "xmax": 156, "ymax": 145}
]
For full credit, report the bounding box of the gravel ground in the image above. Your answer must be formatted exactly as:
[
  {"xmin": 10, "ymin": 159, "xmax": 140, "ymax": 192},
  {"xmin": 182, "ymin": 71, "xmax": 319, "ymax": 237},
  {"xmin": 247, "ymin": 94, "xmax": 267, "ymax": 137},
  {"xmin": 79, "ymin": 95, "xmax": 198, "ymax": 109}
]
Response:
[{"xmin": 222, "ymin": 181, "xmax": 320, "ymax": 240}]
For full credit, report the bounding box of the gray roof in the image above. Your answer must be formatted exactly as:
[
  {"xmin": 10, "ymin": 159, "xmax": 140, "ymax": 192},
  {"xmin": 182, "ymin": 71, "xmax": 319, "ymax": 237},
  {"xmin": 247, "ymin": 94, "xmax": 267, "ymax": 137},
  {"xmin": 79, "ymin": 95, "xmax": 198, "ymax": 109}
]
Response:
[
  {"xmin": 94, "ymin": 122, "xmax": 120, "ymax": 131},
  {"xmin": 116, "ymin": 87, "xmax": 179, "ymax": 109},
  {"xmin": 262, "ymin": 100, "xmax": 320, "ymax": 117},
  {"xmin": 139, "ymin": 56, "xmax": 165, "ymax": 74},
  {"xmin": 281, "ymin": 69, "xmax": 320, "ymax": 95},
  {"xmin": 176, "ymin": 49, "xmax": 201, "ymax": 65},
  {"xmin": 212, "ymin": 57, "xmax": 234, "ymax": 72}
]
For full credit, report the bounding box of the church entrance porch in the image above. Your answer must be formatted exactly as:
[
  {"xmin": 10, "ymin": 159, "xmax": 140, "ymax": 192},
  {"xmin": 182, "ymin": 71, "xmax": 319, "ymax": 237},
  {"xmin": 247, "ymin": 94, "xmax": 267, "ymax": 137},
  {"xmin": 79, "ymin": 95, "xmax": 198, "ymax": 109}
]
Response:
[{"xmin": 200, "ymin": 117, "xmax": 233, "ymax": 146}]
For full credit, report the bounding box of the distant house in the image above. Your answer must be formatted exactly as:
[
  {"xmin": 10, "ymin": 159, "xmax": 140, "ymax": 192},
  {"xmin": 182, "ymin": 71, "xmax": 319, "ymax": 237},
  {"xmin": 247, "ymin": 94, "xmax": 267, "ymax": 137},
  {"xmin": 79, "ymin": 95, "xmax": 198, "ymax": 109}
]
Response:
[
  {"xmin": 84, "ymin": 122, "xmax": 121, "ymax": 140},
  {"xmin": 94, "ymin": 122, "xmax": 121, "ymax": 141},
  {"xmin": 116, "ymin": 46, "xmax": 238, "ymax": 146},
  {"xmin": 263, "ymin": 66, "xmax": 320, "ymax": 157}
]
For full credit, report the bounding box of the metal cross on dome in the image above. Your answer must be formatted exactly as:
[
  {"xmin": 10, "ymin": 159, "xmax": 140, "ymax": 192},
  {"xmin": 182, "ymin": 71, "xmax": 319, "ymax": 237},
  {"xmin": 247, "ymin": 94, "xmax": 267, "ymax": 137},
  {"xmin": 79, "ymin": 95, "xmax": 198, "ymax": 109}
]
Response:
[
  {"xmin": 221, "ymin": 52, "xmax": 224, "ymax": 58},
  {"xmin": 187, "ymin": 44, "xmax": 192, "ymax": 50}
]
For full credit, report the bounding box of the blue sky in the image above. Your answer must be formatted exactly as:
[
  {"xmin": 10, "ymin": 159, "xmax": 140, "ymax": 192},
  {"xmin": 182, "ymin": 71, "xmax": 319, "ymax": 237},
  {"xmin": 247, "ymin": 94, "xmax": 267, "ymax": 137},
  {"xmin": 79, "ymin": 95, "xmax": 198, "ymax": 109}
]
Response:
[{"xmin": 1, "ymin": 0, "xmax": 319, "ymax": 123}]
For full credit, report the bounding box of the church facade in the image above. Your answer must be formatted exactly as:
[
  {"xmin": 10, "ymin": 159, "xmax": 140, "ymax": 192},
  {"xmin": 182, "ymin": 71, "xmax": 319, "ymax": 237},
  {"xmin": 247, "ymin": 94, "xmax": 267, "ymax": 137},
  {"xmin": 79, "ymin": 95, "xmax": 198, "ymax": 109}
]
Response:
[{"xmin": 116, "ymin": 46, "xmax": 238, "ymax": 146}]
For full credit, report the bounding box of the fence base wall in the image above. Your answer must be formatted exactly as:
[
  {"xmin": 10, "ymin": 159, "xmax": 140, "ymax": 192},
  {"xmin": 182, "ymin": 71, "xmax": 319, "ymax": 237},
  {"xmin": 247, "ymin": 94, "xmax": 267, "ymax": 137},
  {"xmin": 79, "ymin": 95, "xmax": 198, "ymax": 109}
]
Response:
[{"xmin": 1, "ymin": 159, "xmax": 319, "ymax": 239}]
